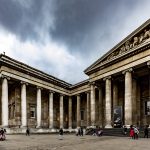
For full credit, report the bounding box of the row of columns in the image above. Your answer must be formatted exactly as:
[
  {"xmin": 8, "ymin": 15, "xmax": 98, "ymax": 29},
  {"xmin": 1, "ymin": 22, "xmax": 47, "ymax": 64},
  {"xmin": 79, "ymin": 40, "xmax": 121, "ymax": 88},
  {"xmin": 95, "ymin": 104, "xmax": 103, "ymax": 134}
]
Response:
[
  {"xmin": 90, "ymin": 68, "xmax": 133, "ymax": 127},
  {"xmin": 1, "ymin": 76, "xmax": 90, "ymax": 129},
  {"xmin": 1, "ymin": 67, "xmax": 133, "ymax": 128}
]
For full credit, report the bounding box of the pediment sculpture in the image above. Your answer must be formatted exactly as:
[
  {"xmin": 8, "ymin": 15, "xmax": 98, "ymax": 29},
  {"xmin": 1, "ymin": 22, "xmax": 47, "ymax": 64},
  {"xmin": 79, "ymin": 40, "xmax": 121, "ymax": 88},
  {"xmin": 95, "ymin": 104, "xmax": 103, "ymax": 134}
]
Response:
[{"xmin": 104, "ymin": 26, "xmax": 150, "ymax": 62}]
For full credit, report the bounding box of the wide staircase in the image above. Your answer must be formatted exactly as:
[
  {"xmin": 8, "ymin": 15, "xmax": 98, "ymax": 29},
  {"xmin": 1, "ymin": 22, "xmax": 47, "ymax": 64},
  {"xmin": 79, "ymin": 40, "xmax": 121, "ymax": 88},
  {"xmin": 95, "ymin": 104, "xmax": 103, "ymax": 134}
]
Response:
[{"xmin": 85, "ymin": 127, "xmax": 148, "ymax": 137}]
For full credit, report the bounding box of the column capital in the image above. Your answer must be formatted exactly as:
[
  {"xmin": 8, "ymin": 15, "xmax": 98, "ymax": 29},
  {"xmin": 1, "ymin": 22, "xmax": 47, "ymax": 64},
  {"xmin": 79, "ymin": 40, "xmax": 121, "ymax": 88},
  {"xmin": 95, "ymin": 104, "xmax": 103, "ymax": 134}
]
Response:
[
  {"xmin": 76, "ymin": 93, "xmax": 81, "ymax": 96},
  {"xmin": 37, "ymin": 86, "xmax": 43, "ymax": 90},
  {"xmin": 60, "ymin": 93, "xmax": 65, "ymax": 96},
  {"xmin": 1, "ymin": 74, "xmax": 10, "ymax": 80},
  {"xmin": 88, "ymin": 81, "xmax": 95, "ymax": 86},
  {"xmin": 49, "ymin": 90, "xmax": 55, "ymax": 94},
  {"xmin": 103, "ymin": 76, "xmax": 111, "ymax": 81},
  {"xmin": 85, "ymin": 90, "xmax": 90, "ymax": 94},
  {"xmin": 21, "ymin": 81, "xmax": 28, "ymax": 85},
  {"xmin": 122, "ymin": 68, "xmax": 133, "ymax": 74}
]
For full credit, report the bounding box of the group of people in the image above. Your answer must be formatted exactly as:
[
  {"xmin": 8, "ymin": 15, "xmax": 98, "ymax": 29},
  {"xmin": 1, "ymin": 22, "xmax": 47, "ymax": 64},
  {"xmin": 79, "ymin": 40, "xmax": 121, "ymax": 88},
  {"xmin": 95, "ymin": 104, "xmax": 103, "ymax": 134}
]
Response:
[
  {"xmin": 76, "ymin": 127, "xmax": 84, "ymax": 136},
  {"xmin": 129, "ymin": 125, "xmax": 149, "ymax": 139},
  {"xmin": 0, "ymin": 128, "xmax": 6, "ymax": 141},
  {"xmin": 129, "ymin": 125, "xmax": 139, "ymax": 139}
]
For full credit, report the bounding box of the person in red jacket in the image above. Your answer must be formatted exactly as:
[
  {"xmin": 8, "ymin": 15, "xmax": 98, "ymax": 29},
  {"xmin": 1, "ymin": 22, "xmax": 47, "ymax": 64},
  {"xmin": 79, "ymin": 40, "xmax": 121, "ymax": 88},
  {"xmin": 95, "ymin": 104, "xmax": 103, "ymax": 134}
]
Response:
[{"xmin": 130, "ymin": 125, "xmax": 134, "ymax": 139}]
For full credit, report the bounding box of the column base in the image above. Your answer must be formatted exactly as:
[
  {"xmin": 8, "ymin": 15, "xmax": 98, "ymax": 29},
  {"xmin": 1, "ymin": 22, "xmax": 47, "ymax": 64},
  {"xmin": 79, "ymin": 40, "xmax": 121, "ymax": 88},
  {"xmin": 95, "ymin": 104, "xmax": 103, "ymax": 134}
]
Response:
[
  {"xmin": 68, "ymin": 127, "xmax": 73, "ymax": 132},
  {"xmin": 20, "ymin": 126, "xmax": 27, "ymax": 128},
  {"xmin": 105, "ymin": 124, "xmax": 112, "ymax": 128},
  {"xmin": 49, "ymin": 128, "xmax": 55, "ymax": 132},
  {"xmin": 36, "ymin": 126, "xmax": 41, "ymax": 129}
]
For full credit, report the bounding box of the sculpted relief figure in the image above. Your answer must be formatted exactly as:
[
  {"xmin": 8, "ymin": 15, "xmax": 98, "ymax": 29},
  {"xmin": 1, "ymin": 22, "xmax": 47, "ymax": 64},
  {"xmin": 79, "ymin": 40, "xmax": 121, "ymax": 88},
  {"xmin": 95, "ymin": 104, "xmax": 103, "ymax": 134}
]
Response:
[
  {"xmin": 125, "ymin": 41, "xmax": 130, "ymax": 51},
  {"xmin": 119, "ymin": 45, "xmax": 126, "ymax": 54},
  {"xmin": 139, "ymin": 33, "xmax": 144, "ymax": 43},
  {"xmin": 104, "ymin": 26, "xmax": 150, "ymax": 63},
  {"xmin": 132, "ymin": 36, "xmax": 138, "ymax": 47},
  {"xmin": 143, "ymin": 29, "xmax": 150, "ymax": 41}
]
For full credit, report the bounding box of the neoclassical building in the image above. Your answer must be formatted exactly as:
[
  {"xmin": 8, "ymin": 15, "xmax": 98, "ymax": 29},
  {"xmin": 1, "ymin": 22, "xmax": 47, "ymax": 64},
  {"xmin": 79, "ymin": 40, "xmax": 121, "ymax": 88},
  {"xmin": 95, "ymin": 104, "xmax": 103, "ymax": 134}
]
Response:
[{"xmin": 0, "ymin": 19, "xmax": 150, "ymax": 133}]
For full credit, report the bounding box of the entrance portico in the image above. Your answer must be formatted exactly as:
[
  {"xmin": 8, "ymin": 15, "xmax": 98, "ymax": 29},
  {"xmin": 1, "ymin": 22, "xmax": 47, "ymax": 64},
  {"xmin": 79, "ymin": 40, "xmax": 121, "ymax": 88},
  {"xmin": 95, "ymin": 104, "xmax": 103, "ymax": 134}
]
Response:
[{"xmin": 0, "ymin": 19, "xmax": 150, "ymax": 133}]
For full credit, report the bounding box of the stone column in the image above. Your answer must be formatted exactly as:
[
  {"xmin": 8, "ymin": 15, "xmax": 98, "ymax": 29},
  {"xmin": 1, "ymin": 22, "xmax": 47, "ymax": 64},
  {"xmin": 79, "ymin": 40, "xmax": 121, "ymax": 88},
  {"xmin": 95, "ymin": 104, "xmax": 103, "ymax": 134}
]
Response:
[
  {"xmin": 36, "ymin": 87, "xmax": 42, "ymax": 128},
  {"xmin": 49, "ymin": 91, "xmax": 54, "ymax": 129},
  {"xmin": 68, "ymin": 96, "xmax": 72, "ymax": 129},
  {"xmin": 90, "ymin": 83, "xmax": 96, "ymax": 126},
  {"xmin": 113, "ymin": 82, "xmax": 118, "ymax": 107},
  {"xmin": 104, "ymin": 76, "xmax": 112, "ymax": 128},
  {"xmin": 60, "ymin": 94, "xmax": 64, "ymax": 129},
  {"xmin": 86, "ymin": 92, "xmax": 90, "ymax": 126},
  {"xmin": 21, "ymin": 81, "xmax": 28, "ymax": 127},
  {"xmin": 77, "ymin": 94, "xmax": 81, "ymax": 128},
  {"xmin": 123, "ymin": 68, "xmax": 133, "ymax": 126},
  {"xmin": 1, "ymin": 76, "xmax": 9, "ymax": 127},
  {"xmin": 132, "ymin": 79, "xmax": 137, "ymax": 125},
  {"xmin": 98, "ymin": 86, "xmax": 103, "ymax": 128}
]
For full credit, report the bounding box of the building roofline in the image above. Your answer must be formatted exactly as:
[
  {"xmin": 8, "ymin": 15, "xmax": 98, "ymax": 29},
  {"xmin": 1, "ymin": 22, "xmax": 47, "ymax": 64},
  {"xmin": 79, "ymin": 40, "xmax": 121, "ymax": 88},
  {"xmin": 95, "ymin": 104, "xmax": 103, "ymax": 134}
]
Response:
[
  {"xmin": 0, "ymin": 54, "xmax": 72, "ymax": 88},
  {"xmin": 84, "ymin": 18, "xmax": 150, "ymax": 74}
]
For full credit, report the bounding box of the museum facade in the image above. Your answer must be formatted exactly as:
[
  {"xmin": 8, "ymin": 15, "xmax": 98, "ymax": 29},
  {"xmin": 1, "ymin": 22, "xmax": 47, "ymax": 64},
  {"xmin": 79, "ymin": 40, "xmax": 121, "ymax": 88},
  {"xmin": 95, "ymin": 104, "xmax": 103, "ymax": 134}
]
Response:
[{"xmin": 0, "ymin": 19, "xmax": 150, "ymax": 133}]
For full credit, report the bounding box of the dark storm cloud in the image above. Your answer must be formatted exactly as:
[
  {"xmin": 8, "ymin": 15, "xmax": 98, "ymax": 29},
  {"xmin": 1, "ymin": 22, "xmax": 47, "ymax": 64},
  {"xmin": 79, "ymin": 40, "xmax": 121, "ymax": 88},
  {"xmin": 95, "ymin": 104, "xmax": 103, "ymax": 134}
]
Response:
[
  {"xmin": 50, "ymin": 0, "xmax": 136, "ymax": 54},
  {"xmin": 0, "ymin": 0, "xmax": 49, "ymax": 41}
]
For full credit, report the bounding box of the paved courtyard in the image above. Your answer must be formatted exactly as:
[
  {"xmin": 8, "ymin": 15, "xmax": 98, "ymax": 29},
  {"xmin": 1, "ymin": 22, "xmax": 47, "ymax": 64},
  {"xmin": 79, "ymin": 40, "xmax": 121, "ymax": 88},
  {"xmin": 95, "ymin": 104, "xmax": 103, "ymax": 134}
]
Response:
[{"xmin": 0, "ymin": 134, "xmax": 150, "ymax": 150}]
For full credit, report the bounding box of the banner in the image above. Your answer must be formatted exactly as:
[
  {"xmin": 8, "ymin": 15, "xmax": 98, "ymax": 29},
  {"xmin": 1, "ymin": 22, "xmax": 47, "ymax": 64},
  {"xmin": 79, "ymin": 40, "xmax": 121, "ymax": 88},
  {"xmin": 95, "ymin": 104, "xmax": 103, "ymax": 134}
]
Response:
[{"xmin": 113, "ymin": 106, "xmax": 122, "ymax": 128}]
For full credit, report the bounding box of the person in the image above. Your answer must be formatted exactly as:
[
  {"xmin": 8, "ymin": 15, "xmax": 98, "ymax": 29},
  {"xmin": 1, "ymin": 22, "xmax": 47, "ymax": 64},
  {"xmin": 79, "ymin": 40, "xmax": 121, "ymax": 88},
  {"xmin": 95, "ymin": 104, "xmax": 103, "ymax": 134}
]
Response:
[
  {"xmin": 130, "ymin": 125, "xmax": 134, "ymax": 139},
  {"xmin": 80, "ymin": 127, "xmax": 83, "ymax": 136},
  {"xmin": 98, "ymin": 129, "xmax": 103, "ymax": 136},
  {"xmin": 144, "ymin": 125, "xmax": 149, "ymax": 138},
  {"xmin": 133, "ymin": 126, "xmax": 139, "ymax": 139},
  {"xmin": 59, "ymin": 128, "xmax": 63, "ymax": 140},
  {"xmin": 123, "ymin": 125, "xmax": 127, "ymax": 135},
  {"xmin": 78, "ymin": 127, "xmax": 81, "ymax": 136},
  {"xmin": 92, "ymin": 128, "xmax": 97, "ymax": 136},
  {"xmin": 26, "ymin": 127, "xmax": 30, "ymax": 136}
]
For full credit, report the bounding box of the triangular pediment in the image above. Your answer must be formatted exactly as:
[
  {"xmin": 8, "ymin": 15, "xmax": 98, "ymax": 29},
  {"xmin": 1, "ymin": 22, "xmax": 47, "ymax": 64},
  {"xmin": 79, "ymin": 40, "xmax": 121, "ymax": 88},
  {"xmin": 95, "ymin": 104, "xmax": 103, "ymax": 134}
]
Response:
[{"xmin": 84, "ymin": 19, "xmax": 150, "ymax": 75}]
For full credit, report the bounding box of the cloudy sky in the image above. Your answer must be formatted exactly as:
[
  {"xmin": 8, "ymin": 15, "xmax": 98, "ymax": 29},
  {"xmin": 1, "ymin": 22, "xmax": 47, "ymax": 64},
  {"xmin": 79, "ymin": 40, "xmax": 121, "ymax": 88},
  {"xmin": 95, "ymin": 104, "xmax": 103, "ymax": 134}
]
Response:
[{"xmin": 0, "ymin": 0, "xmax": 150, "ymax": 84}]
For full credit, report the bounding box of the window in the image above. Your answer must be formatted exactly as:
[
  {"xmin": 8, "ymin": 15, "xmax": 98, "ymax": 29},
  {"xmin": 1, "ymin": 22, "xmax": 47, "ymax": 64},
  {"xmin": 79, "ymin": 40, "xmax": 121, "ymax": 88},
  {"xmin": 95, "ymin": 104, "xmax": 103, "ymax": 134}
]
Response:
[
  {"xmin": 81, "ymin": 110, "xmax": 84, "ymax": 120},
  {"xmin": 145, "ymin": 101, "xmax": 150, "ymax": 115},
  {"xmin": 30, "ymin": 106, "xmax": 36, "ymax": 118}
]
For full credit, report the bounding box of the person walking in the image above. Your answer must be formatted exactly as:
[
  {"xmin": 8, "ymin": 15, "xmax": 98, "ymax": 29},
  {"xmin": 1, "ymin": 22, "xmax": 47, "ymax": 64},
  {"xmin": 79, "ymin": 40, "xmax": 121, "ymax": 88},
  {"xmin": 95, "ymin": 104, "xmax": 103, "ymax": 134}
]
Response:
[
  {"xmin": 130, "ymin": 125, "xmax": 134, "ymax": 139},
  {"xmin": 26, "ymin": 127, "xmax": 30, "ymax": 136},
  {"xmin": 59, "ymin": 128, "xmax": 63, "ymax": 140},
  {"xmin": 144, "ymin": 125, "xmax": 149, "ymax": 138},
  {"xmin": 80, "ymin": 127, "xmax": 83, "ymax": 136},
  {"xmin": 134, "ymin": 126, "xmax": 139, "ymax": 139}
]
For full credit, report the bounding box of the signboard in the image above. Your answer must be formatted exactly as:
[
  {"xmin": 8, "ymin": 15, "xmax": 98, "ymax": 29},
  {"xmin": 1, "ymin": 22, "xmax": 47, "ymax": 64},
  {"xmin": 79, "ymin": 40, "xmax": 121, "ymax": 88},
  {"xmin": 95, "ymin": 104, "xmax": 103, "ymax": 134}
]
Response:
[{"xmin": 113, "ymin": 106, "xmax": 122, "ymax": 128}]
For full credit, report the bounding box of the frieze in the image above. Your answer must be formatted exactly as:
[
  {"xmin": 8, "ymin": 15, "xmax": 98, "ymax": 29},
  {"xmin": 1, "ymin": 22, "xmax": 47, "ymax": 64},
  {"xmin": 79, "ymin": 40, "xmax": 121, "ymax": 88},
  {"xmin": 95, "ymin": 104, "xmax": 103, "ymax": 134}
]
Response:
[{"xmin": 103, "ymin": 25, "xmax": 150, "ymax": 63}]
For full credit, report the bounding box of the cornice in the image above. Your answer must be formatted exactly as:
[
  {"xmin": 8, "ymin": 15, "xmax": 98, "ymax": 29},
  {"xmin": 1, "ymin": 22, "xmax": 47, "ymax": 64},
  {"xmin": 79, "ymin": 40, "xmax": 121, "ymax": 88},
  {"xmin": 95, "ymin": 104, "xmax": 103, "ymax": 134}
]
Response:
[
  {"xmin": 85, "ymin": 19, "xmax": 150, "ymax": 75},
  {"xmin": 0, "ymin": 54, "xmax": 72, "ymax": 89}
]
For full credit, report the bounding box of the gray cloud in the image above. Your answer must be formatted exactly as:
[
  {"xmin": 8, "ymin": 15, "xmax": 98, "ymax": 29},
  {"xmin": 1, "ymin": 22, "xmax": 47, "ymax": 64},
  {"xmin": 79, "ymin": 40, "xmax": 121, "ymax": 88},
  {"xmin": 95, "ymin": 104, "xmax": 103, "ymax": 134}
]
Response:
[
  {"xmin": 0, "ymin": 0, "xmax": 150, "ymax": 84},
  {"xmin": 0, "ymin": 0, "xmax": 54, "ymax": 41}
]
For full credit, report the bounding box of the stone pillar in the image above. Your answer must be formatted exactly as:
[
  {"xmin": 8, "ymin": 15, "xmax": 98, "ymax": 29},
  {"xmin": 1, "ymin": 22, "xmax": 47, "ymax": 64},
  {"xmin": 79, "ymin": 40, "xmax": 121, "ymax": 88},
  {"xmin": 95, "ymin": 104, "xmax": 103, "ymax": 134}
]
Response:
[
  {"xmin": 98, "ymin": 86, "xmax": 103, "ymax": 128},
  {"xmin": 77, "ymin": 94, "xmax": 81, "ymax": 128},
  {"xmin": 123, "ymin": 68, "xmax": 133, "ymax": 126},
  {"xmin": 90, "ymin": 83, "xmax": 96, "ymax": 126},
  {"xmin": 1, "ymin": 76, "xmax": 9, "ymax": 127},
  {"xmin": 86, "ymin": 92, "xmax": 90, "ymax": 126},
  {"xmin": 132, "ymin": 79, "xmax": 137, "ymax": 125},
  {"xmin": 60, "ymin": 94, "xmax": 64, "ymax": 129},
  {"xmin": 49, "ymin": 91, "xmax": 54, "ymax": 129},
  {"xmin": 104, "ymin": 76, "xmax": 112, "ymax": 128},
  {"xmin": 68, "ymin": 96, "xmax": 72, "ymax": 129},
  {"xmin": 36, "ymin": 87, "xmax": 42, "ymax": 128},
  {"xmin": 113, "ymin": 82, "xmax": 118, "ymax": 107},
  {"xmin": 21, "ymin": 81, "xmax": 27, "ymax": 127}
]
